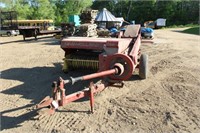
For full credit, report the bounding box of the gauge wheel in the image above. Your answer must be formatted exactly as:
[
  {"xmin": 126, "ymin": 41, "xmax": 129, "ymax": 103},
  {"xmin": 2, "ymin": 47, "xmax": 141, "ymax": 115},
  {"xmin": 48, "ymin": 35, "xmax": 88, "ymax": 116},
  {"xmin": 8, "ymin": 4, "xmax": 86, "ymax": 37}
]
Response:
[{"xmin": 139, "ymin": 54, "xmax": 148, "ymax": 79}]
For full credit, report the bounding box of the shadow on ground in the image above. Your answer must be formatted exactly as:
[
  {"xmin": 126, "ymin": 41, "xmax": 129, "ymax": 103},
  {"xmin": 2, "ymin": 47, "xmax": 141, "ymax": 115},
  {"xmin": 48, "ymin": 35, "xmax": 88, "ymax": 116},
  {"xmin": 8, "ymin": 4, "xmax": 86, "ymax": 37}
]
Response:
[
  {"xmin": 0, "ymin": 63, "xmax": 99, "ymax": 130},
  {"xmin": 1, "ymin": 63, "xmax": 141, "ymax": 130},
  {"xmin": 0, "ymin": 104, "xmax": 37, "ymax": 130},
  {"xmin": 0, "ymin": 35, "xmax": 59, "ymax": 45},
  {"xmin": 1, "ymin": 63, "xmax": 99, "ymax": 103}
]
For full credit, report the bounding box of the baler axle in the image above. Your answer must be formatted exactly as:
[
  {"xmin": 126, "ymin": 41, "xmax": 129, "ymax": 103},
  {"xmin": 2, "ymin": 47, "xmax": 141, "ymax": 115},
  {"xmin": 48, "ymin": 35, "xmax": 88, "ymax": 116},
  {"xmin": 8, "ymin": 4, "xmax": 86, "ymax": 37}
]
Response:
[{"xmin": 64, "ymin": 63, "xmax": 124, "ymax": 85}]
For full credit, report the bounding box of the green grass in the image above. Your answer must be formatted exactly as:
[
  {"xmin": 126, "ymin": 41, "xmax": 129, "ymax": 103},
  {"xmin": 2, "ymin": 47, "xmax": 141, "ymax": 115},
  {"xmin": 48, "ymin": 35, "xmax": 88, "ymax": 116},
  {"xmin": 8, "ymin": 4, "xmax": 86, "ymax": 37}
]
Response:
[
  {"xmin": 161, "ymin": 24, "xmax": 199, "ymax": 35},
  {"xmin": 182, "ymin": 26, "xmax": 199, "ymax": 35},
  {"xmin": 165, "ymin": 24, "xmax": 199, "ymax": 28}
]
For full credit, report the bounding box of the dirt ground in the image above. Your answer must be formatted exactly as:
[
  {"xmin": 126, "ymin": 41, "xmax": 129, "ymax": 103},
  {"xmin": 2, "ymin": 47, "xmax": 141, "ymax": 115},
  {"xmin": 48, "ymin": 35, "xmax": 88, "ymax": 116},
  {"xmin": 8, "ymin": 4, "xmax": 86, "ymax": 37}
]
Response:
[{"xmin": 0, "ymin": 28, "xmax": 200, "ymax": 133}]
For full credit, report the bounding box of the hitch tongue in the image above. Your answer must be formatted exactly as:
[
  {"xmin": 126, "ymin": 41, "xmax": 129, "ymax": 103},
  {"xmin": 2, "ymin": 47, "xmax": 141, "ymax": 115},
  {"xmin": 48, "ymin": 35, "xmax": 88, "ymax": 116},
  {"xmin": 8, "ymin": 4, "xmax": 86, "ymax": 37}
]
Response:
[
  {"xmin": 36, "ymin": 96, "xmax": 53, "ymax": 109},
  {"xmin": 64, "ymin": 79, "xmax": 71, "ymax": 84}
]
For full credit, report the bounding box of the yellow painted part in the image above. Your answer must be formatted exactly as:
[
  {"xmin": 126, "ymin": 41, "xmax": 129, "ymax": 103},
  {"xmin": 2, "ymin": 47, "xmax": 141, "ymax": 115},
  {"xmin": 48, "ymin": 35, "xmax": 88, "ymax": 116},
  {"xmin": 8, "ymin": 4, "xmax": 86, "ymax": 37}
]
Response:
[
  {"xmin": 62, "ymin": 58, "xmax": 68, "ymax": 73},
  {"xmin": 66, "ymin": 58, "xmax": 99, "ymax": 70},
  {"xmin": 55, "ymin": 35, "xmax": 62, "ymax": 39},
  {"xmin": 47, "ymin": 26, "xmax": 55, "ymax": 30}
]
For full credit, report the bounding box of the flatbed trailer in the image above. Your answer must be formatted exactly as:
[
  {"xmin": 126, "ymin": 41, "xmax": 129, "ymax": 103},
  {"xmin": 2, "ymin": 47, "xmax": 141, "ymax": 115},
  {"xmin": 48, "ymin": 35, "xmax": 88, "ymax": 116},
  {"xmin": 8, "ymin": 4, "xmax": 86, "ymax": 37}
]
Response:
[{"xmin": 18, "ymin": 26, "xmax": 61, "ymax": 40}]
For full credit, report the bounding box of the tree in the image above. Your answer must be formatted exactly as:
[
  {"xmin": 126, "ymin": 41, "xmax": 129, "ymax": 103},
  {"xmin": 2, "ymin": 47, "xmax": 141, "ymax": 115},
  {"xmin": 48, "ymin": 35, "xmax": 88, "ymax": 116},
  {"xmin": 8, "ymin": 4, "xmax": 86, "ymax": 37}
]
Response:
[
  {"xmin": 54, "ymin": 0, "xmax": 93, "ymax": 25},
  {"xmin": 13, "ymin": 0, "xmax": 32, "ymax": 19},
  {"xmin": 91, "ymin": 0, "xmax": 116, "ymax": 13},
  {"xmin": 114, "ymin": 0, "xmax": 129, "ymax": 18},
  {"xmin": 30, "ymin": 0, "xmax": 55, "ymax": 19},
  {"xmin": 1, "ymin": 0, "xmax": 55, "ymax": 20},
  {"xmin": 1, "ymin": 0, "xmax": 198, "ymax": 26}
]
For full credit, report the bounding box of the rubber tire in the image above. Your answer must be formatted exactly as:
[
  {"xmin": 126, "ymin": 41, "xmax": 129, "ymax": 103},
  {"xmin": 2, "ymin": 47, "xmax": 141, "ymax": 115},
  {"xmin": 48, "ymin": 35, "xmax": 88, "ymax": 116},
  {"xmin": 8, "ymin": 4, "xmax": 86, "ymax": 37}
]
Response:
[
  {"xmin": 139, "ymin": 54, "xmax": 148, "ymax": 79},
  {"xmin": 34, "ymin": 30, "xmax": 38, "ymax": 40},
  {"xmin": 7, "ymin": 32, "xmax": 11, "ymax": 37}
]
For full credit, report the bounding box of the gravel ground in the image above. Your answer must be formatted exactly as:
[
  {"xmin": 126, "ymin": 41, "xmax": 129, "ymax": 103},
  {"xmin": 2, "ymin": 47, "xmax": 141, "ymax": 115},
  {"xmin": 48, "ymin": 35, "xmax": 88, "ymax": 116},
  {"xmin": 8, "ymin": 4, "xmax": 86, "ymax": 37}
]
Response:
[{"xmin": 0, "ymin": 28, "xmax": 200, "ymax": 133}]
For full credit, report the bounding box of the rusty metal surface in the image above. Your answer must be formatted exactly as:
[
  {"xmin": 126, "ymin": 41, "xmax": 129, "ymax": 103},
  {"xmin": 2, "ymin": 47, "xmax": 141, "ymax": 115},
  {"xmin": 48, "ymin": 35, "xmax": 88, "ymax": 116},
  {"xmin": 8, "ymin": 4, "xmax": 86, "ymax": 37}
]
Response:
[
  {"xmin": 36, "ymin": 53, "xmax": 132, "ymax": 115},
  {"xmin": 123, "ymin": 24, "xmax": 140, "ymax": 38},
  {"xmin": 83, "ymin": 69, "xmax": 116, "ymax": 80},
  {"xmin": 61, "ymin": 37, "xmax": 132, "ymax": 54},
  {"xmin": 129, "ymin": 34, "xmax": 141, "ymax": 65},
  {"xmin": 61, "ymin": 24, "xmax": 142, "ymax": 73},
  {"xmin": 105, "ymin": 54, "xmax": 134, "ymax": 80},
  {"xmin": 36, "ymin": 78, "xmax": 108, "ymax": 115}
]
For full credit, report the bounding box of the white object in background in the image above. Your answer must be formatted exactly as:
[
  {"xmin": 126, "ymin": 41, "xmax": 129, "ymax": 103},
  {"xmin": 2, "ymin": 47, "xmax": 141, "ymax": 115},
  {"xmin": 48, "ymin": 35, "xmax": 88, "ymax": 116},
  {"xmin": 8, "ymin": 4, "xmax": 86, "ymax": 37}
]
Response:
[{"xmin": 156, "ymin": 18, "xmax": 166, "ymax": 27}]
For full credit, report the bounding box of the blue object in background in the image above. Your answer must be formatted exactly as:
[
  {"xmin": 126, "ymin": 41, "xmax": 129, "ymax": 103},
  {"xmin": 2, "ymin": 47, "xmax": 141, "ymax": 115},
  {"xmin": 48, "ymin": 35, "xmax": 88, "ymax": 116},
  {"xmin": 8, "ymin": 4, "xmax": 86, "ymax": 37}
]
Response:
[
  {"xmin": 110, "ymin": 28, "xmax": 118, "ymax": 33},
  {"xmin": 69, "ymin": 15, "xmax": 80, "ymax": 26},
  {"xmin": 141, "ymin": 28, "xmax": 153, "ymax": 33}
]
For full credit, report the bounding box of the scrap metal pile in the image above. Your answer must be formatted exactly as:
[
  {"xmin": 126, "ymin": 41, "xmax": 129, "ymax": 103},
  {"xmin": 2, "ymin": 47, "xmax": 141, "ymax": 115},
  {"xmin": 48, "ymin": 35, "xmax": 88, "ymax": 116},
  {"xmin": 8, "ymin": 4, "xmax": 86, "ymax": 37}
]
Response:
[
  {"xmin": 77, "ymin": 10, "xmax": 98, "ymax": 37},
  {"xmin": 61, "ymin": 22, "xmax": 75, "ymax": 37},
  {"xmin": 76, "ymin": 23, "xmax": 97, "ymax": 37},
  {"xmin": 80, "ymin": 10, "xmax": 98, "ymax": 24},
  {"xmin": 97, "ymin": 28, "xmax": 110, "ymax": 37},
  {"xmin": 36, "ymin": 24, "xmax": 148, "ymax": 115}
]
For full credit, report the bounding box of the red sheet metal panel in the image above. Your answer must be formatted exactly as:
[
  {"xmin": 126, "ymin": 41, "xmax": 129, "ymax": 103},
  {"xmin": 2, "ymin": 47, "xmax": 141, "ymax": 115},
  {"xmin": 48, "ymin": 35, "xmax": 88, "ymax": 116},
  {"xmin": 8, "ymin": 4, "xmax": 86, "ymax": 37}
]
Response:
[{"xmin": 61, "ymin": 37, "xmax": 132, "ymax": 54}]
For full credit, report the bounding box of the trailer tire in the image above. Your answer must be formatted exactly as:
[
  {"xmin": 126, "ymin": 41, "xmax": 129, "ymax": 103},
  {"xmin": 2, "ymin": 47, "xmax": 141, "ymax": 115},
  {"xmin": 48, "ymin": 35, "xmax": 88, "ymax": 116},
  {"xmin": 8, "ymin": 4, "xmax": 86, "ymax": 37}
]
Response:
[
  {"xmin": 139, "ymin": 54, "xmax": 148, "ymax": 79},
  {"xmin": 34, "ymin": 30, "xmax": 38, "ymax": 40},
  {"xmin": 7, "ymin": 32, "xmax": 11, "ymax": 37}
]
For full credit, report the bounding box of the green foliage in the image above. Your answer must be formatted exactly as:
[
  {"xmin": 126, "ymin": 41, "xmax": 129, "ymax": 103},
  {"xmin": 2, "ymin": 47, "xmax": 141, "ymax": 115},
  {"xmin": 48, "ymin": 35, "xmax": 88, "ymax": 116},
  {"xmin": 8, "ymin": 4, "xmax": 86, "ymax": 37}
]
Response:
[
  {"xmin": 54, "ymin": 0, "xmax": 93, "ymax": 25},
  {"xmin": 14, "ymin": 0, "xmax": 32, "ymax": 19},
  {"xmin": 92, "ymin": 0, "xmax": 116, "ymax": 12},
  {"xmin": 92, "ymin": 0, "xmax": 199, "ymax": 26},
  {"xmin": 0, "ymin": 0, "xmax": 199, "ymax": 26},
  {"xmin": 30, "ymin": 0, "xmax": 55, "ymax": 19},
  {"xmin": 1, "ymin": 0, "xmax": 55, "ymax": 20},
  {"xmin": 129, "ymin": 0, "xmax": 157, "ymax": 23}
]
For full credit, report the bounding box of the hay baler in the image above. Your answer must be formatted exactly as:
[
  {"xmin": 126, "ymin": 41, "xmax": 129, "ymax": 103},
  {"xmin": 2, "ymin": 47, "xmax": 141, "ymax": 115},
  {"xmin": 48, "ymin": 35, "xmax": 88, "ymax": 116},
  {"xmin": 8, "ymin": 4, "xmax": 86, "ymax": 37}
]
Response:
[
  {"xmin": 61, "ymin": 25, "xmax": 147, "ymax": 79},
  {"xmin": 36, "ymin": 25, "xmax": 148, "ymax": 115}
]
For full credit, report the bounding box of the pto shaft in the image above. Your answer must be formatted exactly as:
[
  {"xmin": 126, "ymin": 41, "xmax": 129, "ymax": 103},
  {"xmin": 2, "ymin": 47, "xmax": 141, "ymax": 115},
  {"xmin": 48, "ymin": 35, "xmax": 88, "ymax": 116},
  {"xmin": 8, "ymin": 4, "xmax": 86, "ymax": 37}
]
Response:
[{"xmin": 64, "ymin": 68, "xmax": 117, "ymax": 85}]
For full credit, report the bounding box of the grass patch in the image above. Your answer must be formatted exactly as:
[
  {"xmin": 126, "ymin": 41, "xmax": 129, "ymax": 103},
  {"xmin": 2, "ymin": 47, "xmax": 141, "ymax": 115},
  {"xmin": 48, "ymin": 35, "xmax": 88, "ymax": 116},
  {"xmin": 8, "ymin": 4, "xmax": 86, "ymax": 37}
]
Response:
[
  {"xmin": 161, "ymin": 24, "xmax": 199, "ymax": 35},
  {"xmin": 182, "ymin": 26, "xmax": 199, "ymax": 35},
  {"xmin": 165, "ymin": 24, "xmax": 199, "ymax": 28}
]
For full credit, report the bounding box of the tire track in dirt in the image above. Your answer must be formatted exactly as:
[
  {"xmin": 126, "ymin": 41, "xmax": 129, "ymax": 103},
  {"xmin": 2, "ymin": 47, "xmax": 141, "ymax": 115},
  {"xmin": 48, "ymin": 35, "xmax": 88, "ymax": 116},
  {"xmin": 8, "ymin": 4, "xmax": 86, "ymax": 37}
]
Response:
[
  {"xmin": 148, "ymin": 60, "xmax": 200, "ymax": 131},
  {"xmin": 35, "ymin": 103, "xmax": 89, "ymax": 132},
  {"xmin": 0, "ymin": 95, "xmax": 31, "ymax": 116},
  {"xmin": 43, "ymin": 112, "xmax": 62, "ymax": 132},
  {"xmin": 150, "ymin": 56, "xmax": 183, "ymax": 75},
  {"xmin": 112, "ymin": 79, "xmax": 200, "ymax": 132},
  {"xmin": 34, "ymin": 103, "xmax": 89, "ymax": 132},
  {"xmin": 2, "ymin": 30, "xmax": 200, "ymax": 132},
  {"xmin": 103, "ymin": 45, "xmax": 200, "ymax": 132},
  {"xmin": 160, "ymin": 71, "xmax": 200, "ymax": 129},
  {"xmin": 33, "ymin": 40, "xmax": 200, "ymax": 132},
  {"xmin": 141, "ymin": 43, "xmax": 185, "ymax": 76},
  {"xmin": 108, "ymin": 85, "xmax": 163, "ymax": 132}
]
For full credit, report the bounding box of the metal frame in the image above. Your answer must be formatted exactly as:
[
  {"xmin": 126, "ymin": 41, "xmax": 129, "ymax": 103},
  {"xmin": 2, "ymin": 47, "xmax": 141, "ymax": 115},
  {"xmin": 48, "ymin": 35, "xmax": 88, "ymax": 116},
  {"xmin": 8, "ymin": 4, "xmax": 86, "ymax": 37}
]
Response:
[
  {"xmin": 36, "ymin": 68, "xmax": 118, "ymax": 115},
  {"xmin": 36, "ymin": 24, "xmax": 146, "ymax": 115}
]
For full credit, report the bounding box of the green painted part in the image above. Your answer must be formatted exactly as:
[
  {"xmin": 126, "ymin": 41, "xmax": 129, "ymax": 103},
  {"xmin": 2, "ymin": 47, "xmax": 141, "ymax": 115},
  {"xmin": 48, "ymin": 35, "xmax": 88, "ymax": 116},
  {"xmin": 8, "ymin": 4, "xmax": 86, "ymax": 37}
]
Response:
[{"xmin": 69, "ymin": 15, "xmax": 80, "ymax": 26}]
